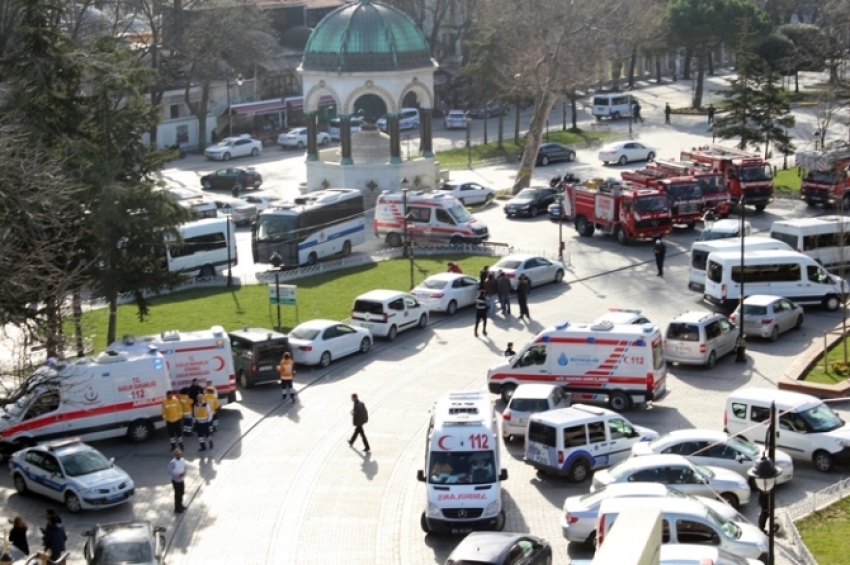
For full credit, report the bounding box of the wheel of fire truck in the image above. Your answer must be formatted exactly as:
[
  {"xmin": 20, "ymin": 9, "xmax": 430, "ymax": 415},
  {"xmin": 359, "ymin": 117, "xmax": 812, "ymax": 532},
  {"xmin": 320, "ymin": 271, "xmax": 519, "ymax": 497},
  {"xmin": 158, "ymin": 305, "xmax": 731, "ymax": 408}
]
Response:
[
  {"xmin": 575, "ymin": 216, "xmax": 595, "ymax": 237},
  {"xmin": 755, "ymin": 204, "xmax": 766, "ymax": 212},
  {"xmin": 615, "ymin": 225, "xmax": 629, "ymax": 245},
  {"xmin": 806, "ymin": 199, "xmax": 817, "ymax": 207},
  {"xmin": 686, "ymin": 221, "xmax": 696, "ymax": 230},
  {"xmin": 608, "ymin": 391, "xmax": 632, "ymax": 411},
  {"xmin": 386, "ymin": 232, "xmax": 403, "ymax": 247},
  {"xmin": 500, "ymin": 383, "xmax": 517, "ymax": 403}
]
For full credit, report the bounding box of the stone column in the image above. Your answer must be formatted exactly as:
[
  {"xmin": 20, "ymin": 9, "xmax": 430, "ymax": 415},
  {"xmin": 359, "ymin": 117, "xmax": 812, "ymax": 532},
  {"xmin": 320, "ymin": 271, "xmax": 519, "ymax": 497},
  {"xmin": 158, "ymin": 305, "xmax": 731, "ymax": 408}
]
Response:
[
  {"xmin": 419, "ymin": 108, "xmax": 434, "ymax": 158},
  {"xmin": 306, "ymin": 111, "xmax": 318, "ymax": 162},
  {"xmin": 389, "ymin": 114, "xmax": 401, "ymax": 164},
  {"xmin": 340, "ymin": 114, "xmax": 353, "ymax": 165}
]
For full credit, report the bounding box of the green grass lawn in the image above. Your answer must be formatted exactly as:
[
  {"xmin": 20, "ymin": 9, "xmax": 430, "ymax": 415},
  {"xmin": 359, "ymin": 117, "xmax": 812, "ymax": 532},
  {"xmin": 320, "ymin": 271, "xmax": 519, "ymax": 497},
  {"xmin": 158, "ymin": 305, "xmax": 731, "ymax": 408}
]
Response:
[
  {"xmin": 81, "ymin": 256, "xmax": 493, "ymax": 352},
  {"xmin": 774, "ymin": 167, "xmax": 802, "ymax": 197},
  {"xmin": 434, "ymin": 128, "xmax": 619, "ymax": 170},
  {"xmin": 800, "ymin": 337, "xmax": 850, "ymax": 385},
  {"xmin": 797, "ymin": 495, "xmax": 850, "ymax": 564}
]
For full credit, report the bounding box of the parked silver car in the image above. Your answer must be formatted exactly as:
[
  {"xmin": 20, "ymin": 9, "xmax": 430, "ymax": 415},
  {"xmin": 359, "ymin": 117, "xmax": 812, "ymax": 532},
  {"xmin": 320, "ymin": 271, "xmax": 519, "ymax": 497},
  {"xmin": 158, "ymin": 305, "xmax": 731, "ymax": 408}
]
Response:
[{"xmin": 729, "ymin": 294, "xmax": 804, "ymax": 341}]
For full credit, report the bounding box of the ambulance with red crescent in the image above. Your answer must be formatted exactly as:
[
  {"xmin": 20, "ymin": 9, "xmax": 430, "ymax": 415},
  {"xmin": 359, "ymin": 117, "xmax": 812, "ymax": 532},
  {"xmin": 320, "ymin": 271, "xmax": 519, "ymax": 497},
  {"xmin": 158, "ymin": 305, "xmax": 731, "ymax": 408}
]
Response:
[
  {"xmin": 416, "ymin": 391, "xmax": 508, "ymax": 534},
  {"xmin": 109, "ymin": 326, "xmax": 237, "ymax": 405},
  {"xmin": 374, "ymin": 190, "xmax": 490, "ymax": 247},
  {"xmin": 487, "ymin": 320, "xmax": 667, "ymax": 412}
]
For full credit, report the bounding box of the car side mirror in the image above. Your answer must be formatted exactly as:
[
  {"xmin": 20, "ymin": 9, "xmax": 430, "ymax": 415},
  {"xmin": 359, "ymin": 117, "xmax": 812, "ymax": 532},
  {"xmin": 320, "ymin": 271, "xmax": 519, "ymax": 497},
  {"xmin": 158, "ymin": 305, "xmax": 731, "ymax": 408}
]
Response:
[
  {"xmin": 500, "ymin": 469, "xmax": 509, "ymax": 481},
  {"xmin": 416, "ymin": 470, "xmax": 426, "ymax": 482}
]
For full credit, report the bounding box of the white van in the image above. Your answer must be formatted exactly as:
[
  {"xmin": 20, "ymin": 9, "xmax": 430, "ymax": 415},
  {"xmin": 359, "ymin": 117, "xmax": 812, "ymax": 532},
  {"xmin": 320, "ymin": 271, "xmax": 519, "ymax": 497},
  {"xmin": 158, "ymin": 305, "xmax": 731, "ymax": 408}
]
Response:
[
  {"xmin": 164, "ymin": 218, "xmax": 237, "ymax": 278},
  {"xmin": 350, "ymin": 290, "xmax": 428, "ymax": 341},
  {"xmin": 501, "ymin": 384, "xmax": 570, "ymax": 440},
  {"xmin": 109, "ymin": 326, "xmax": 237, "ymax": 404},
  {"xmin": 596, "ymin": 497, "xmax": 768, "ymax": 561},
  {"xmin": 769, "ymin": 215, "xmax": 850, "ymax": 269},
  {"xmin": 327, "ymin": 116, "xmax": 363, "ymax": 140},
  {"xmin": 0, "ymin": 350, "xmax": 171, "ymax": 447},
  {"xmin": 697, "ymin": 219, "xmax": 752, "ymax": 242},
  {"xmin": 664, "ymin": 312, "xmax": 737, "ymax": 368},
  {"xmin": 377, "ymin": 108, "xmax": 420, "ymax": 131},
  {"xmin": 374, "ymin": 190, "xmax": 489, "ymax": 247},
  {"xmin": 416, "ymin": 391, "xmax": 508, "ymax": 534},
  {"xmin": 704, "ymin": 249, "xmax": 848, "ymax": 310},
  {"xmin": 592, "ymin": 94, "xmax": 635, "ymax": 120},
  {"xmin": 689, "ymin": 237, "xmax": 791, "ymax": 292},
  {"xmin": 725, "ymin": 388, "xmax": 850, "ymax": 473},
  {"xmin": 524, "ymin": 404, "xmax": 657, "ymax": 482},
  {"xmin": 487, "ymin": 320, "xmax": 667, "ymax": 411}
]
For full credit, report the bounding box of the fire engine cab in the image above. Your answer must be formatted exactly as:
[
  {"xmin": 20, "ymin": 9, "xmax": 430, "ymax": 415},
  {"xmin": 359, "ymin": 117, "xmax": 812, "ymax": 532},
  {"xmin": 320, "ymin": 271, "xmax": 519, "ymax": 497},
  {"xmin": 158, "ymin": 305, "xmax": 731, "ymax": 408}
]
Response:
[
  {"xmin": 567, "ymin": 179, "xmax": 672, "ymax": 244},
  {"xmin": 621, "ymin": 168, "xmax": 703, "ymax": 228},
  {"xmin": 652, "ymin": 159, "xmax": 731, "ymax": 218},
  {"xmin": 796, "ymin": 149, "xmax": 850, "ymax": 209},
  {"xmin": 680, "ymin": 145, "xmax": 773, "ymax": 211}
]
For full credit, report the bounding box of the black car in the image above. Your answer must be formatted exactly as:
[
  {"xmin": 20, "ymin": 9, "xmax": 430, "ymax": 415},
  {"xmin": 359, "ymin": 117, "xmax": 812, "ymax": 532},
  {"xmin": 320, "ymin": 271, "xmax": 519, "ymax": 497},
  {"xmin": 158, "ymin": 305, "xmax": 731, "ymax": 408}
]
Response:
[
  {"xmin": 535, "ymin": 142, "xmax": 576, "ymax": 166},
  {"xmin": 228, "ymin": 327, "xmax": 291, "ymax": 389},
  {"xmin": 200, "ymin": 167, "xmax": 263, "ymax": 191},
  {"xmin": 504, "ymin": 187, "xmax": 559, "ymax": 218},
  {"xmin": 445, "ymin": 532, "xmax": 552, "ymax": 565},
  {"xmin": 83, "ymin": 521, "xmax": 166, "ymax": 565}
]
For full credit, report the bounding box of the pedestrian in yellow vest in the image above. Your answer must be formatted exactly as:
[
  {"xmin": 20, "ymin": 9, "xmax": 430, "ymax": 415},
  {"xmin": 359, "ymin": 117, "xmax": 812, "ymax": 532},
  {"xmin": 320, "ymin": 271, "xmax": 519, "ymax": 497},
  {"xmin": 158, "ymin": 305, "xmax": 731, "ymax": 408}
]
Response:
[
  {"xmin": 194, "ymin": 394, "xmax": 213, "ymax": 451},
  {"xmin": 203, "ymin": 382, "xmax": 220, "ymax": 434},
  {"xmin": 161, "ymin": 391, "xmax": 184, "ymax": 451},
  {"xmin": 278, "ymin": 352, "xmax": 296, "ymax": 403},
  {"xmin": 178, "ymin": 388, "xmax": 194, "ymax": 436}
]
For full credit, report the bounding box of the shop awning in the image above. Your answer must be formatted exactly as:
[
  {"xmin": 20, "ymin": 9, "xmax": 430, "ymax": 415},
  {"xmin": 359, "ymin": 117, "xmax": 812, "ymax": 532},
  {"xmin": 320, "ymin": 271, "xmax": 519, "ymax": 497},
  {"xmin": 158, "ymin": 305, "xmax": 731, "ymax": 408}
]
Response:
[
  {"xmin": 231, "ymin": 100, "xmax": 287, "ymax": 116},
  {"xmin": 283, "ymin": 94, "xmax": 337, "ymax": 112}
]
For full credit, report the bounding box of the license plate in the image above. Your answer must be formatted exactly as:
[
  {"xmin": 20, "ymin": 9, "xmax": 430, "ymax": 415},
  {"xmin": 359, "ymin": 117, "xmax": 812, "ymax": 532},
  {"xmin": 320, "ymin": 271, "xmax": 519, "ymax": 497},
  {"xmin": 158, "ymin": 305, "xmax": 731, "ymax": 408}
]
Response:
[
  {"xmin": 360, "ymin": 323, "xmax": 374, "ymax": 329},
  {"xmin": 259, "ymin": 365, "xmax": 272, "ymax": 371},
  {"xmin": 518, "ymin": 418, "xmax": 528, "ymax": 425},
  {"xmin": 452, "ymin": 528, "xmax": 473, "ymax": 535},
  {"xmin": 107, "ymin": 492, "xmax": 125, "ymax": 502}
]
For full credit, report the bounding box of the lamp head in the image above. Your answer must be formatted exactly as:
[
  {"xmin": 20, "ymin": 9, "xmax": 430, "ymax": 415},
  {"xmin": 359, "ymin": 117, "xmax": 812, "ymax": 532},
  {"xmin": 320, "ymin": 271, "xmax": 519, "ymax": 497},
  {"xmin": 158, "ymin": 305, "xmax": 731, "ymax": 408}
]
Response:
[
  {"xmin": 236, "ymin": 73, "xmax": 244, "ymax": 87},
  {"xmin": 270, "ymin": 252, "xmax": 283, "ymax": 269},
  {"xmin": 748, "ymin": 453, "xmax": 780, "ymax": 493}
]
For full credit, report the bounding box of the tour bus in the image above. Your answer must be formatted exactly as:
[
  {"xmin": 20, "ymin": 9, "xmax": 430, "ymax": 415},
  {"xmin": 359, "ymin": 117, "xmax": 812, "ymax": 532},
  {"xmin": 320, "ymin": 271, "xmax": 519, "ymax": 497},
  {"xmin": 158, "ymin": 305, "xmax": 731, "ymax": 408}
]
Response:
[
  {"xmin": 769, "ymin": 216, "xmax": 850, "ymax": 269},
  {"xmin": 688, "ymin": 237, "xmax": 791, "ymax": 292},
  {"xmin": 164, "ymin": 218, "xmax": 237, "ymax": 278},
  {"xmin": 704, "ymin": 249, "xmax": 848, "ymax": 311},
  {"xmin": 251, "ymin": 188, "xmax": 366, "ymax": 266}
]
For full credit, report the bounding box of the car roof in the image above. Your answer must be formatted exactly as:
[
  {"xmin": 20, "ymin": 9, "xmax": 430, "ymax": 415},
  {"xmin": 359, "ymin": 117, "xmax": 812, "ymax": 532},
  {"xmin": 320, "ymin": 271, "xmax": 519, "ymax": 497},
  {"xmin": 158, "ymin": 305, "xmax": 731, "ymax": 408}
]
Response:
[
  {"xmin": 668, "ymin": 311, "xmax": 722, "ymax": 324},
  {"xmin": 95, "ymin": 522, "xmax": 152, "ymax": 544},
  {"xmin": 602, "ymin": 141, "xmax": 627, "ymax": 149},
  {"xmin": 617, "ymin": 453, "xmax": 691, "ymax": 469},
  {"xmin": 596, "ymin": 482, "xmax": 670, "ymax": 497},
  {"xmin": 495, "ymin": 254, "xmax": 538, "ymax": 263},
  {"xmin": 657, "ymin": 429, "xmax": 728, "ymax": 443},
  {"xmin": 292, "ymin": 319, "xmax": 338, "ymax": 331},
  {"xmin": 729, "ymin": 387, "xmax": 821, "ymax": 410},
  {"xmin": 448, "ymin": 532, "xmax": 533, "ymax": 561},
  {"xmin": 530, "ymin": 404, "xmax": 613, "ymax": 424},
  {"xmin": 511, "ymin": 383, "xmax": 562, "ymax": 399},
  {"xmin": 38, "ymin": 438, "xmax": 93, "ymax": 456},
  {"xmin": 356, "ymin": 289, "xmax": 409, "ymax": 301},
  {"xmin": 742, "ymin": 294, "xmax": 783, "ymax": 306},
  {"xmin": 422, "ymin": 273, "xmax": 466, "ymax": 282},
  {"xmin": 599, "ymin": 496, "xmax": 707, "ymax": 516},
  {"xmin": 228, "ymin": 328, "xmax": 288, "ymax": 342},
  {"xmin": 709, "ymin": 219, "xmax": 747, "ymax": 231}
]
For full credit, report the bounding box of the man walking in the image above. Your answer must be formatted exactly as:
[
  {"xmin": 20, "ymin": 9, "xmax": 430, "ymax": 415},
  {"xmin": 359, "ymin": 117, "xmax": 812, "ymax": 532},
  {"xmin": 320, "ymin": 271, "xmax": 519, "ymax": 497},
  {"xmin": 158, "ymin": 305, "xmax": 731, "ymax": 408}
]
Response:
[
  {"xmin": 162, "ymin": 391, "xmax": 184, "ymax": 451},
  {"xmin": 654, "ymin": 239, "xmax": 667, "ymax": 277},
  {"xmin": 348, "ymin": 394, "xmax": 370, "ymax": 452},
  {"xmin": 707, "ymin": 104, "xmax": 716, "ymax": 125},
  {"xmin": 496, "ymin": 270, "xmax": 511, "ymax": 316},
  {"xmin": 478, "ymin": 265, "xmax": 489, "ymax": 290},
  {"xmin": 517, "ymin": 274, "xmax": 531, "ymax": 320},
  {"xmin": 664, "ymin": 103, "xmax": 671, "ymax": 124},
  {"xmin": 474, "ymin": 290, "xmax": 488, "ymax": 337},
  {"xmin": 168, "ymin": 449, "xmax": 187, "ymax": 513}
]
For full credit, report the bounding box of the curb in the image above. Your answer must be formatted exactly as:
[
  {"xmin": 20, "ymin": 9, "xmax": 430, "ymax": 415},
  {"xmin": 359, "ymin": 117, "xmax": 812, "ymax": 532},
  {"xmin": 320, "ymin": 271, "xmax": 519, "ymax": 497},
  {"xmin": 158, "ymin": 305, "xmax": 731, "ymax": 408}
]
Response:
[{"xmin": 779, "ymin": 321, "xmax": 850, "ymax": 397}]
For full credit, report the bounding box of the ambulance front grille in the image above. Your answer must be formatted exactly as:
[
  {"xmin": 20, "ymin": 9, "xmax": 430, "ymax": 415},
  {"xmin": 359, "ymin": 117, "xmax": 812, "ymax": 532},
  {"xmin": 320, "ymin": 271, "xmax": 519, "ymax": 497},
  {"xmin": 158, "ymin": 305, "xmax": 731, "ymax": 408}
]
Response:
[{"xmin": 442, "ymin": 508, "xmax": 484, "ymax": 519}]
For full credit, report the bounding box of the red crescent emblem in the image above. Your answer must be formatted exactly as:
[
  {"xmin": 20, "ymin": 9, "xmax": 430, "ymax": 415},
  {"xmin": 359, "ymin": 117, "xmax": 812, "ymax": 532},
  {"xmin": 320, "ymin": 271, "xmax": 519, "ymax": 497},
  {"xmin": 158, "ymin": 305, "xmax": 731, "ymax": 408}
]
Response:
[
  {"xmin": 213, "ymin": 356, "xmax": 225, "ymax": 371},
  {"xmin": 437, "ymin": 435, "xmax": 452, "ymax": 450}
]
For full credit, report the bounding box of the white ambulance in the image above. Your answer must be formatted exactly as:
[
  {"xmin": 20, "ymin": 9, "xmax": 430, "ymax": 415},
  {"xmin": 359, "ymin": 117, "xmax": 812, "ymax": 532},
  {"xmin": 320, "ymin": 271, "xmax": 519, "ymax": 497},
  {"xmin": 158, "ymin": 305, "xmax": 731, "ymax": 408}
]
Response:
[
  {"xmin": 416, "ymin": 391, "xmax": 508, "ymax": 535},
  {"xmin": 109, "ymin": 326, "xmax": 237, "ymax": 404},
  {"xmin": 374, "ymin": 190, "xmax": 490, "ymax": 247},
  {"xmin": 487, "ymin": 320, "xmax": 667, "ymax": 411},
  {"xmin": 0, "ymin": 349, "xmax": 170, "ymax": 448}
]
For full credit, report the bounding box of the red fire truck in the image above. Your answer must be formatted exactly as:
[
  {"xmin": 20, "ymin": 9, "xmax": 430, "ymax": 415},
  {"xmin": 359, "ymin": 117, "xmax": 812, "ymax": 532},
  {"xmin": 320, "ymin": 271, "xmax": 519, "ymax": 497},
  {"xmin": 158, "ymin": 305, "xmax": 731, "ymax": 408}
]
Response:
[
  {"xmin": 652, "ymin": 159, "xmax": 731, "ymax": 218},
  {"xmin": 680, "ymin": 145, "xmax": 774, "ymax": 211},
  {"xmin": 621, "ymin": 168, "xmax": 703, "ymax": 228},
  {"xmin": 796, "ymin": 149, "xmax": 850, "ymax": 209},
  {"xmin": 566, "ymin": 179, "xmax": 672, "ymax": 244}
]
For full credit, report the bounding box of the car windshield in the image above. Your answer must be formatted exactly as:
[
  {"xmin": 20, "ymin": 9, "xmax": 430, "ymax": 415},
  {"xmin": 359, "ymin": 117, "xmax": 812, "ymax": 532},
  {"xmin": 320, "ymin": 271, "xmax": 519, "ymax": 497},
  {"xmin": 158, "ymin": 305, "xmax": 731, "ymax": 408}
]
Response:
[
  {"xmin": 60, "ymin": 449, "xmax": 111, "ymax": 477},
  {"xmin": 741, "ymin": 304, "xmax": 768, "ymax": 316},
  {"xmin": 578, "ymin": 488, "xmax": 610, "ymax": 508},
  {"xmin": 447, "ymin": 205, "xmax": 473, "ymax": 223},
  {"xmin": 289, "ymin": 327, "xmax": 320, "ymax": 340},
  {"xmin": 634, "ymin": 195, "xmax": 669, "ymax": 214},
  {"xmin": 727, "ymin": 436, "xmax": 759, "ymax": 457},
  {"xmin": 800, "ymin": 403, "xmax": 844, "ymax": 432},
  {"xmin": 706, "ymin": 506, "xmax": 740, "ymax": 539},
  {"xmin": 98, "ymin": 541, "xmax": 153, "ymax": 565},
  {"xmin": 494, "ymin": 259, "xmax": 521, "ymax": 269},
  {"xmin": 428, "ymin": 451, "xmax": 497, "ymax": 485},
  {"xmin": 516, "ymin": 189, "xmax": 539, "ymax": 199},
  {"xmin": 256, "ymin": 215, "xmax": 297, "ymax": 241},
  {"xmin": 739, "ymin": 165, "xmax": 772, "ymax": 182},
  {"xmin": 419, "ymin": 278, "xmax": 448, "ymax": 290}
]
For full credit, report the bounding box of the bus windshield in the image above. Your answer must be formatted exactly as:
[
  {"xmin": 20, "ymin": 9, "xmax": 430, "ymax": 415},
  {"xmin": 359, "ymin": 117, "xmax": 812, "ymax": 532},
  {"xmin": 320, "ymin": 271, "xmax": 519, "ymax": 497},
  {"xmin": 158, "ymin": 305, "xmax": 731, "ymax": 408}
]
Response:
[{"xmin": 256, "ymin": 215, "xmax": 298, "ymax": 242}]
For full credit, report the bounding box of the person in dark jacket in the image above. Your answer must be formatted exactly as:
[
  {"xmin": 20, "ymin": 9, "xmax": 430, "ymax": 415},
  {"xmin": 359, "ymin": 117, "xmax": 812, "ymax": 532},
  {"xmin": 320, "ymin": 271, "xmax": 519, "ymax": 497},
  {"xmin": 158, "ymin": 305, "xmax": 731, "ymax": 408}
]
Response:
[
  {"xmin": 496, "ymin": 270, "xmax": 512, "ymax": 316},
  {"xmin": 478, "ymin": 266, "xmax": 489, "ymax": 290},
  {"xmin": 474, "ymin": 290, "xmax": 488, "ymax": 337},
  {"xmin": 654, "ymin": 239, "xmax": 667, "ymax": 277},
  {"xmin": 348, "ymin": 394, "xmax": 370, "ymax": 452},
  {"xmin": 516, "ymin": 275, "xmax": 531, "ymax": 320},
  {"xmin": 664, "ymin": 103, "xmax": 671, "ymax": 124},
  {"xmin": 9, "ymin": 515, "xmax": 28, "ymax": 555},
  {"xmin": 187, "ymin": 379, "xmax": 204, "ymax": 404},
  {"xmin": 483, "ymin": 273, "xmax": 498, "ymax": 317},
  {"xmin": 41, "ymin": 515, "xmax": 66, "ymax": 562}
]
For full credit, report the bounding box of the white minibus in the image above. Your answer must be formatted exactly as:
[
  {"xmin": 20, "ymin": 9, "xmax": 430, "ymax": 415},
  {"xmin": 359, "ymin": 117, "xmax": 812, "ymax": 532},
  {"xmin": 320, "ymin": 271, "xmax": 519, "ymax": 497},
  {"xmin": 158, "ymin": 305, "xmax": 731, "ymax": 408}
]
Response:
[
  {"xmin": 704, "ymin": 249, "xmax": 847, "ymax": 310},
  {"xmin": 688, "ymin": 237, "xmax": 791, "ymax": 292},
  {"xmin": 769, "ymin": 216, "xmax": 850, "ymax": 269},
  {"xmin": 164, "ymin": 218, "xmax": 237, "ymax": 278},
  {"xmin": 592, "ymin": 94, "xmax": 636, "ymax": 120}
]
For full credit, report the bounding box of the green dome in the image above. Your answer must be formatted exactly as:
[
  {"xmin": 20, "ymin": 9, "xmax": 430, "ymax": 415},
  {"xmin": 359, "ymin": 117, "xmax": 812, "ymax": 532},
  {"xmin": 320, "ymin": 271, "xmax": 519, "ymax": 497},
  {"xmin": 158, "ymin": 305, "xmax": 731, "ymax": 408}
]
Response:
[{"xmin": 302, "ymin": 0, "xmax": 432, "ymax": 73}]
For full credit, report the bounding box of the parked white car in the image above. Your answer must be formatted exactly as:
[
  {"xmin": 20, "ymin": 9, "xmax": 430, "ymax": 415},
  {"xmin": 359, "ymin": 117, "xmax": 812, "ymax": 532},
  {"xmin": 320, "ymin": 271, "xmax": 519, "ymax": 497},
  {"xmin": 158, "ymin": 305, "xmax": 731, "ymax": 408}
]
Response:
[
  {"xmin": 204, "ymin": 135, "xmax": 263, "ymax": 161},
  {"xmin": 287, "ymin": 319, "xmax": 372, "ymax": 367},
  {"xmin": 411, "ymin": 273, "xmax": 480, "ymax": 315},
  {"xmin": 436, "ymin": 181, "xmax": 496, "ymax": 206},
  {"xmin": 598, "ymin": 141, "xmax": 656, "ymax": 165},
  {"xmin": 729, "ymin": 294, "xmax": 804, "ymax": 341},
  {"xmin": 631, "ymin": 429, "xmax": 794, "ymax": 485},
  {"xmin": 239, "ymin": 193, "xmax": 283, "ymax": 212},
  {"xmin": 210, "ymin": 197, "xmax": 258, "ymax": 225},
  {"xmin": 591, "ymin": 454, "xmax": 751, "ymax": 509},
  {"xmin": 491, "ymin": 254, "xmax": 566, "ymax": 290},
  {"xmin": 277, "ymin": 128, "xmax": 331, "ymax": 149}
]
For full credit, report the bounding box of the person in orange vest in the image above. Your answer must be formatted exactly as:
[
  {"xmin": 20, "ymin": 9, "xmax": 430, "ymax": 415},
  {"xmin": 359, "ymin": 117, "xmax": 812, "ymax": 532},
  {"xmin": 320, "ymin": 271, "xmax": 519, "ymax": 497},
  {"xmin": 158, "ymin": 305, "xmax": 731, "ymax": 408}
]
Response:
[
  {"xmin": 194, "ymin": 394, "xmax": 213, "ymax": 451},
  {"xmin": 161, "ymin": 390, "xmax": 184, "ymax": 451},
  {"xmin": 203, "ymin": 381, "xmax": 220, "ymax": 434},
  {"xmin": 178, "ymin": 388, "xmax": 194, "ymax": 436},
  {"xmin": 278, "ymin": 351, "xmax": 296, "ymax": 403}
]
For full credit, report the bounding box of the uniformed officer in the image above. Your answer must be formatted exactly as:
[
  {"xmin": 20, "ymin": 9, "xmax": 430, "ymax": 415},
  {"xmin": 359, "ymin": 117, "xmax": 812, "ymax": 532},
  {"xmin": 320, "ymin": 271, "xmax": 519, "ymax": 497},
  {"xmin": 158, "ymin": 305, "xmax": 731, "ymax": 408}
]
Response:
[
  {"xmin": 178, "ymin": 388, "xmax": 194, "ymax": 436},
  {"xmin": 194, "ymin": 394, "xmax": 213, "ymax": 451},
  {"xmin": 203, "ymin": 382, "xmax": 220, "ymax": 434},
  {"xmin": 161, "ymin": 391, "xmax": 184, "ymax": 451}
]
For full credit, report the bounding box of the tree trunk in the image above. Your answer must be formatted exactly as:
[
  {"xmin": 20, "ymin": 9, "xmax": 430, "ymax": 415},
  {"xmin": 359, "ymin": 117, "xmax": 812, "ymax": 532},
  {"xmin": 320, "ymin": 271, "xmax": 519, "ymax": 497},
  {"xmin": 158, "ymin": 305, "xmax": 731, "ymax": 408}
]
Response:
[
  {"xmin": 627, "ymin": 47, "xmax": 638, "ymax": 89},
  {"xmin": 483, "ymin": 114, "xmax": 488, "ymax": 146},
  {"xmin": 570, "ymin": 95, "xmax": 578, "ymax": 130},
  {"xmin": 611, "ymin": 59, "xmax": 622, "ymax": 91},
  {"xmin": 185, "ymin": 76, "xmax": 211, "ymax": 151},
  {"xmin": 72, "ymin": 289, "xmax": 84, "ymax": 357},
  {"xmin": 107, "ymin": 292, "xmax": 118, "ymax": 346},
  {"xmin": 655, "ymin": 57, "xmax": 662, "ymax": 83},
  {"xmin": 683, "ymin": 48, "xmax": 692, "ymax": 80},
  {"xmin": 512, "ymin": 91, "xmax": 557, "ymax": 194},
  {"xmin": 693, "ymin": 52, "xmax": 706, "ymax": 109},
  {"xmin": 497, "ymin": 109, "xmax": 504, "ymax": 149},
  {"xmin": 514, "ymin": 103, "xmax": 520, "ymax": 144},
  {"xmin": 708, "ymin": 49, "xmax": 714, "ymax": 76},
  {"xmin": 44, "ymin": 300, "xmax": 62, "ymax": 359},
  {"xmin": 794, "ymin": 71, "xmax": 799, "ymax": 93}
]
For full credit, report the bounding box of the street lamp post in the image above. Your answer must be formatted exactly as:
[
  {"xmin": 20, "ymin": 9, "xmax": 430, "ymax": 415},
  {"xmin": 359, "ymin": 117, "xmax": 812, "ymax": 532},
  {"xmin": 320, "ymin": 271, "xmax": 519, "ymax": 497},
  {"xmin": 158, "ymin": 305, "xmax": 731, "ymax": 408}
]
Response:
[
  {"xmin": 557, "ymin": 193, "xmax": 565, "ymax": 263},
  {"xmin": 226, "ymin": 216, "xmax": 233, "ymax": 287},
  {"xmin": 401, "ymin": 178, "xmax": 414, "ymax": 289},
  {"xmin": 628, "ymin": 95, "xmax": 633, "ymax": 138},
  {"xmin": 270, "ymin": 252, "xmax": 283, "ymax": 332},
  {"xmin": 465, "ymin": 111, "xmax": 472, "ymax": 168},
  {"xmin": 749, "ymin": 402, "xmax": 780, "ymax": 565},
  {"xmin": 226, "ymin": 71, "xmax": 245, "ymax": 138},
  {"xmin": 735, "ymin": 199, "xmax": 747, "ymax": 362},
  {"xmin": 562, "ymin": 99, "xmax": 567, "ymax": 131}
]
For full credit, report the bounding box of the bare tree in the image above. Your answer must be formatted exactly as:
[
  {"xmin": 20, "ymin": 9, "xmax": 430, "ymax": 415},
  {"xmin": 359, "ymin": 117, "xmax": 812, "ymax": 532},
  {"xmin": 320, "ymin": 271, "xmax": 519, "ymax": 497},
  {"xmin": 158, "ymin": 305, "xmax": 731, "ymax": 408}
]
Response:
[{"xmin": 383, "ymin": 0, "xmax": 479, "ymax": 65}]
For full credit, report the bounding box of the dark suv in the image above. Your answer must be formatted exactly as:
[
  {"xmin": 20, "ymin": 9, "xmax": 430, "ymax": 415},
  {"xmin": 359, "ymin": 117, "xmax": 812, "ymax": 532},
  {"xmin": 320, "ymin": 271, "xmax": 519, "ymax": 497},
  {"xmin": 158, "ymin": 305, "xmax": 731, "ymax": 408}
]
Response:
[
  {"xmin": 200, "ymin": 167, "xmax": 263, "ymax": 191},
  {"xmin": 228, "ymin": 327, "xmax": 290, "ymax": 389}
]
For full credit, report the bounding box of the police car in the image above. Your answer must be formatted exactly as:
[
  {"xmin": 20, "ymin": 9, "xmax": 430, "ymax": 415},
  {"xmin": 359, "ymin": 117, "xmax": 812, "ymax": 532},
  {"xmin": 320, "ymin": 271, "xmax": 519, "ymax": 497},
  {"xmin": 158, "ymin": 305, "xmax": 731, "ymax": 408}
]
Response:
[{"xmin": 9, "ymin": 438, "xmax": 135, "ymax": 513}]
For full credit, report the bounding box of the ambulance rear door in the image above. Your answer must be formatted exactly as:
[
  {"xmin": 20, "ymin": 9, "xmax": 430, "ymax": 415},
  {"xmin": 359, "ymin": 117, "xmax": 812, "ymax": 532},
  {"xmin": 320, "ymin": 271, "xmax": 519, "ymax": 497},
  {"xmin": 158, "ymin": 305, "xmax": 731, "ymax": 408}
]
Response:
[{"xmin": 160, "ymin": 329, "xmax": 235, "ymax": 404}]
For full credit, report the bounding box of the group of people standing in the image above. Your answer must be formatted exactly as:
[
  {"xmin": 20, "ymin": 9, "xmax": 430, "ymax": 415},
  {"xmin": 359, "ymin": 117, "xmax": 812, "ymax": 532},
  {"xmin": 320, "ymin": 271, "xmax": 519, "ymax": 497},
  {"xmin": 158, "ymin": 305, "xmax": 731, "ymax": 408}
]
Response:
[
  {"xmin": 473, "ymin": 265, "xmax": 531, "ymax": 338},
  {"xmin": 6, "ymin": 509, "xmax": 67, "ymax": 562},
  {"xmin": 161, "ymin": 378, "xmax": 220, "ymax": 453}
]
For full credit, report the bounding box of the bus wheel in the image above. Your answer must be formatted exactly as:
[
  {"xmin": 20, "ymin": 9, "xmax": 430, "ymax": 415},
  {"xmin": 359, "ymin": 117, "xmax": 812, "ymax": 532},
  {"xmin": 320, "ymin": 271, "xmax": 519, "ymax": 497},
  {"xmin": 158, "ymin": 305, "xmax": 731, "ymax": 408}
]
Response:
[
  {"xmin": 307, "ymin": 252, "xmax": 318, "ymax": 266},
  {"xmin": 199, "ymin": 265, "xmax": 215, "ymax": 278},
  {"xmin": 341, "ymin": 240, "xmax": 352, "ymax": 257},
  {"xmin": 386, "ymin": 233, "xmax": 402, "ymax": 247}
]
